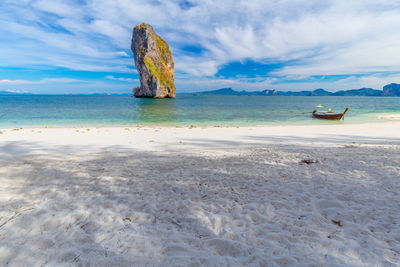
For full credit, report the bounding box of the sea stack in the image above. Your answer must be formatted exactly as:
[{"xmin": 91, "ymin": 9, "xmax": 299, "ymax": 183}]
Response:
[
  {"xmin": 383, "ymin": 83, "xmax": 400, "ymax": 96},
  {"xmin": 131, "ymin": 23, "xmax": 176, "ymax": 98}
]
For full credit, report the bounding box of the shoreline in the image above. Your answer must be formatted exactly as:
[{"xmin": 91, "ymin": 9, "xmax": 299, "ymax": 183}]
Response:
[{"xmin": 0, "ymin": 112, "xmax": 398, "ymax": 130}]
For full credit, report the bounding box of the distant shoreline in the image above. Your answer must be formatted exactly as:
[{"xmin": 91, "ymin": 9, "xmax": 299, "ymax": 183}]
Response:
[
  {"xmin": 2, "ymin": 93, "xmax": 400, "ymax": 97},
  {"xmin": 1, "ymin": 82, "xmax": 400, "ymax": 96},
  {"xmin": 187, "ymin": 83, "xmax": 400, "ymax": 96}
]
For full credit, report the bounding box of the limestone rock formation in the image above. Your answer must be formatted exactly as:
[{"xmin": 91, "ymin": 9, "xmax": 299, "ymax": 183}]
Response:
[
  {"xmin": 383, "ymin": 83, "xmax": 400, "ymax": 96},
  {"xmin": 131, "ymin": 23, "xmax": 176, "ymax": 98}
]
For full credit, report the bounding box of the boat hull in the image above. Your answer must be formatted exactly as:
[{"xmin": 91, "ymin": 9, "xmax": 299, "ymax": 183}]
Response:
[
  {"xmin": 312, "ymin": 113, "xmax": 344, "ymax": 120},
  {"xmin": 312, "ymin": 107, "xmax": 349, "ymax": 120}
]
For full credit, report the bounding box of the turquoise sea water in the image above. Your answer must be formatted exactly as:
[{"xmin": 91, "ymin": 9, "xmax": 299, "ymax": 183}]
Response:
[{"xmin": 0, "ymin": 95, "xmax": 399, "ymax": 127}]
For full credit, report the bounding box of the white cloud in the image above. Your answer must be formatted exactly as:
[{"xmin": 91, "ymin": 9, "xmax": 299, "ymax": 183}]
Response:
[
  {"xmin": 1, "ymin": 0, "xmax": 400, "ymax": 91},
  {"xmin": 32, "ymin": 0, "xmax": 83, "ymax": 17},
  {"xmin": 4, "ymin": 89, "xmax": 30, "ymax": 93},
  {"xmin": 113, "ymin": 51, "xmax": 130, "ymax": 57},
  {"xmin": 358, "ymin": 74, "xmax": 400, "ymax": 89},
  {"xmin": 0, "ymin": 78, "xmax": 83, "ymax": 85},
  {"xmin": 105, "ymin": 75, "xmax": 136, "ymax": 82},
  {"xmin": 0, "ymin": 79, "xmax": 33, "ymax": 85},
  {"xmin": 41, "ymin": 78, "xmax": 83, "ymax": 83}
]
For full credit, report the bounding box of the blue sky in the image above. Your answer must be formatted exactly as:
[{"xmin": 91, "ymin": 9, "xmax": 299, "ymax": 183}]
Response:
[{"xmin": 1, "ymin": 0, "xmax": 400, "ymax": 94}]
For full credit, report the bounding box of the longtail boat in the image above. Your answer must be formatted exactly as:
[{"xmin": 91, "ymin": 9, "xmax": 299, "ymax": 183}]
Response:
[{"xmin": 312, "ymin": 107, "xmax": 349, "ymax": 120}]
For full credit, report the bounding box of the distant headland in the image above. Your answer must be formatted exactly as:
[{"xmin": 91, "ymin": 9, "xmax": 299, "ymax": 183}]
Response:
[{"xmin": 189, "ymin": 83, "xmax": 400, "ymax": 97}]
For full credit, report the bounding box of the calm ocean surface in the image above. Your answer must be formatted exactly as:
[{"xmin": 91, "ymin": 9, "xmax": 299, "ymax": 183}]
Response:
[{"xmin": 0, "ymin": 95, "xmax": 399, "ymax": 127}]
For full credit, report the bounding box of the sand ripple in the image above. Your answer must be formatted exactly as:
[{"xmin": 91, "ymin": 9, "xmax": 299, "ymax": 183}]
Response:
[{"xmin": 0, "ymin": 145, "xmax": 400, "ymax": 265}]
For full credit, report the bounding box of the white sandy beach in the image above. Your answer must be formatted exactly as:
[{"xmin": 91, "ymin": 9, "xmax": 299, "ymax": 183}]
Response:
[{"xmin": 1, "ymin": 121, "xmax": 400, "ymax": 266}]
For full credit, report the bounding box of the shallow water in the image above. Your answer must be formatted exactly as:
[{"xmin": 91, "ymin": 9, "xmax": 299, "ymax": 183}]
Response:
[{"xmin": 0, "ymin": 95, "xmax": 399, "ymax": 127}]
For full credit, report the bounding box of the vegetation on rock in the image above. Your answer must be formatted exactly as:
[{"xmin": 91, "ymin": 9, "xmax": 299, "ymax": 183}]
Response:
[{"xmin": 132, "ymin": 23, "xmax": 175, "ymax": 98}]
